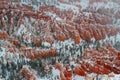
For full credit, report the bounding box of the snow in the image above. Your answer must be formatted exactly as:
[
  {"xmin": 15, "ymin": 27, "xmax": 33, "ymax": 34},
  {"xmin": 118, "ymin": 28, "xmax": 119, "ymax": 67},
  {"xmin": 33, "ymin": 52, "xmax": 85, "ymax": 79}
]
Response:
[
  {"xmin": 45, "ymin": 12, "xmax": 62, "ymax": 21},
  {"xmin": 1, "ymin": 0, "xmax": 120, "ymax": 80},
  {"xmin": 51, "ymin": 67, "xmax": 60, "ymax": 80},
  {"xmin": 70, "ymin": 61, "xmax": 76, "ymax": 67},
  {"xmin": 42, "ymin": 42, "xmax": 51, "ymax": 48},
  {"xmin": 115, "ymin": 19, "xmax": 120, "ymax": 25},
  {"xmin": 116, "ymin": 33, "xmax": 120, "ymax": 42},
  {"xmin": 80, "ymin": 0, "xmax": 89, "ymax": 10},
  {"xmin": 25, "ymin": 17, "xmax": 29, "ymax": 23},
  {"xmin": 56, "ymin": 2, "xmax": 79, "ymax": 13},
  {"xmin": 84, "ymin": 12, "xmax": 92, "ymax": 17},
  {"xmin": 24, "ymin": 32, "xmax": 32, "ymax": 44},
  {"xmin": 0, "ymin": 47, "xmax": 6, "ymax": 58},
  {"xmin": 30, "ymin": 17, "xmax": 36, "ymax": 22},
  {"xmin": 92, "ymin": 2, "xmax": 105, "ymax": 10},
  {"xmin": 105, "ymin": 2, "xmax": 120, "ymax": 10},
  {"xmin": 17, "ymin": 24, "xmax": 27, "ymax": 36},
  {"xmin": 98, "ymin": 74, "xmax": 120, "ymax": 80},
  {"xmin": 92, "ymin": 1, "xmax": 120, "ymax": 10},
  {"xmin": 74, "ymin": 75, "xmax": 85, "ymax": 80},
  {"xmin": 0, "ymin": 47, "xmax": 7, "ymax": 64},
  {"xmin": 37, "ymin": 78, "xmax": 49, "ymax": 80},
  {"xmin": 33, "ymin": 5, "xmax": 39, "ymax": 10},
  {"xmin": 37, "ymin": 79, "xmax": 49, "ymax": 80}
]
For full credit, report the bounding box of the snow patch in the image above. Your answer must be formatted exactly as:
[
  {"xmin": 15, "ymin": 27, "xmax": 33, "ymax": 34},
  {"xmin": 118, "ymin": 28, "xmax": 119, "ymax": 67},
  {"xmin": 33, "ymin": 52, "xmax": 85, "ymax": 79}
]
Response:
[
  {"xmin": 42, "ymin": 42, "xmax": 51, "ymax": 48},
  {"xmin": 52, "ymin": 67, "xmax": 60, "ymax": 80},
  {"xmin": 17, "ymin": 24, "xmax": 27, "ymax": 36},
  {"xmin": 80, "ymin": 0, "xmax": 89, "ymax": 10},
  {"xmin": 92, "ymin": 2, "xmax": 120, "ymax": 10},
  {"xmin": 56, "ymin": 2, "xmax": 79, "ymax": 13},
  {"xmin": 74, "ymin": 75, "xmax": 85, "ymax": 80},
  {"xmin": 0, "ymin": 47, "xmax": 6, "ymax": 58},
  {"xmin": 46, "ymin": 12, "xmax": 62, "ymax": 21}
]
